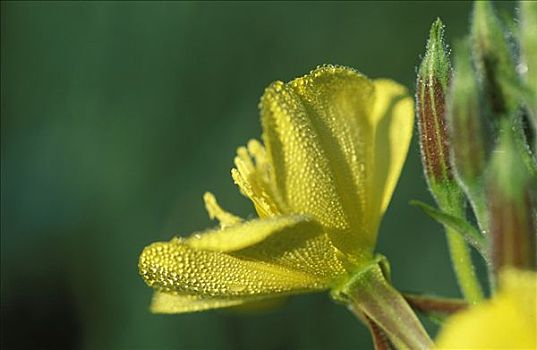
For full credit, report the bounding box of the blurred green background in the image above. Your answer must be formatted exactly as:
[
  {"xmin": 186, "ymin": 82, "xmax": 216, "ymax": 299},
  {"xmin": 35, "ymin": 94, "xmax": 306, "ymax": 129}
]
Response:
[{"xmin": 1, "ymin": 2, "xmax": 513, "ymax": 349}]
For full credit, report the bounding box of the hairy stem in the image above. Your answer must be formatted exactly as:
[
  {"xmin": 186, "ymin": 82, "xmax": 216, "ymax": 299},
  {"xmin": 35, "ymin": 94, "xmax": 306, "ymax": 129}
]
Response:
[
  {"xmin": 445, "ymin": 226, "xmax": 483, "ymax": 303},
  {"xmin": 333, "ymin": 261, "xmax": 434, "ymax": 350}
]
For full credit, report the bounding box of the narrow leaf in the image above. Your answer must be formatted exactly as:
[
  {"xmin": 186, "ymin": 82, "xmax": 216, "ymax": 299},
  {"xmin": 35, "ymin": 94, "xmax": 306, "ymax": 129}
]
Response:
[{"xmin": 410, "ymin": 200, "xmax": 487, "ymax": 256}]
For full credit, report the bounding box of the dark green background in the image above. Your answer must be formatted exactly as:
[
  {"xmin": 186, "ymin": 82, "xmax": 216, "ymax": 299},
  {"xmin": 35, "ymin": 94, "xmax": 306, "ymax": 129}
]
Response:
[{"xmin": 1, "ymin": 2, "xmax": 511, "ymax": 349}]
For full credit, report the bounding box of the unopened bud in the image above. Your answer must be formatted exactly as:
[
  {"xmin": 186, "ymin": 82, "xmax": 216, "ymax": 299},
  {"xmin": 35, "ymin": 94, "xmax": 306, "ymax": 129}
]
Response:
[
  {"xmin": 520, "ymin": 1, "xmax": 537, "ymax": 95},
  {"xmin": 417, "ymin": 19, "xmax": 460, "ymax": 205},
  {"xmin": 448, "ymin": 40, "xmax": 490, "ymax": 192},
  {"xmin": 471, "ymin": 1, "xmax": 518, "ymax": 119},
  {"xmin": 487, "ymin": 124, "xmax": 536, "ymax": 275},
  {"xmin": 519, "ymin": 1, "xmax": 537, "ymax": 145}
]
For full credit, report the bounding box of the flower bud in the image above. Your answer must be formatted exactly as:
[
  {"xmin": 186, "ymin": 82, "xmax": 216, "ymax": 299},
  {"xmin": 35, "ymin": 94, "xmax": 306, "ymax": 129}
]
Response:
[
  {"xmin": 519, "ymin": 1, "xmax": 537, "ymax": 148},
  {"xmin": 447, "ymin": 40, "xmax": 490, "ymax": 193},
  {"xmin": 417, "ymin": 19, "xmax": 460, "ymax": 205},
  {"xmin": 487, "ymin": 124, "xmax": 536, "ymax": 275},
  {"xmin": 520, "ymin": 1, "xmax": 537, "ymax": 97},
  {"xmin": 471, "ymin": 1, "xmax": 518, "ymax": 120}
]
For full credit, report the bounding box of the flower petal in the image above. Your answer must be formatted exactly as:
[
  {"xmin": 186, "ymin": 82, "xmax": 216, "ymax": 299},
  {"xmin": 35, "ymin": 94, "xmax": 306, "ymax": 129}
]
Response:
[
  {"xmin": 150, "ymin": 292, "xmax": 257, "ymax": 314},
  {"xmin": 260, "ymin": 65, "xmax": 376, "ymax": 258},
  {"xmin": 186, "ymin": 214, "xmax": 314, "ymax": 252},
  {"xmin": 144, "ymin": 214, "xmax": 347, "ymax": 314},
  {"xmin": 436, "ymin": 268, "xmax": 537, "ymax": 349},
  {"xmin": 186, "ymin": 213, "xmax": 348, "ymax": 280},
  {"xmin": 151, "ymin": 291, "xmax": 287, "ymax": 314},
  {"xmin": 231, "ymin": 222, "xmax": 348, "ymax": 280},
  {"xmin": 139, "ymin": 234, "xmax": 329, "ymax": 299},
  {"xmin": 367, "ymin": 79, "xmax": 414, "ymax": 232}
]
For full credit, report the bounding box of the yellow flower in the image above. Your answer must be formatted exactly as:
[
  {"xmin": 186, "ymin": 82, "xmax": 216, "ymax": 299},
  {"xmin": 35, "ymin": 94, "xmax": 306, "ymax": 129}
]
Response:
[
  {"xmin": 436, "ymin": 268, "xmax": 537, "ymax": 349},
  {"xmin": 138, "ymin": 65, "xmax": 414, "ymax": 313}
]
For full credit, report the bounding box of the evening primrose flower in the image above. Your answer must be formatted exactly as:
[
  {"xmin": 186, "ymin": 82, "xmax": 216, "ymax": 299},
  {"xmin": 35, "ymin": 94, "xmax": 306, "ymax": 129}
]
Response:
[
  {"xmin": 436, "ymin": 268, "xmax": 537, "ymax": 349},
  {"xmin": 138, "ymin": 65, "xmax": 413, "ymax": 314}
]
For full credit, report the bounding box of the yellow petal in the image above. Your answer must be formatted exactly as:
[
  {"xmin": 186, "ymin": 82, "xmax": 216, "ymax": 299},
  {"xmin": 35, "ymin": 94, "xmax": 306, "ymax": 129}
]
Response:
[
  {"xmin": 184, "ymin": 215, "xmax": 347, "ymax": 283},
  {"xmin": 261, "ymin": 65, "xmax": 375, "ymax": 258},
  {"xmin": 150, "ymin": 292, "xmax": 257, "ymax": 314},
  {"xmin": 186, "ymin": 214, "xmax": 313, "ymax": 252},
  {"xmin": 151, "ymin": 292, "xmax": 287, "ymax": 314},
  {"xmin": 436, "ymin": 268, "xmax": 537, "ymax": 349},
  {"xmin": 186, "ymin": 213, "xmax": 348, "ymax": 280},
  {"xmin": 367, "ymin": 79, "xmax": 414, "ymax": 233},
  {"xmin": 203, "ymin": 192, "xmax": 241, "ymax": 228},
  {"xmin": 232, "ymin": 221, "xmax": 348, "ymax": 280},
  {"xmin": 228, "ymin": 296, "xmax": 287, "ymax": 313},
  {"xmin": 139, "ymin": 235, "xmax": 328, "ymax": 299}
]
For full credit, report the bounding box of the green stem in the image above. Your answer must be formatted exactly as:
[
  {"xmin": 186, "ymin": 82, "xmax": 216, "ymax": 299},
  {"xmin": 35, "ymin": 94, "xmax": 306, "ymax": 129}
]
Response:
[
  {"xmin": 445, "ymin": 226, "xmax": 483, "ymax": 303},
  {"xmin": 437, "ymin": 188, "xmax": 485, "ymax": 304},
  {"xmin": 333, "ymin": 260, "xmax": 434, "ymax": 350}
]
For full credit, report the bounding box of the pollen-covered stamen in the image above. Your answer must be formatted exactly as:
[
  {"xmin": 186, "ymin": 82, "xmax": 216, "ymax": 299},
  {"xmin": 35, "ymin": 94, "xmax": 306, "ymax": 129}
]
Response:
[
  {"xmin": 232, "ymin": 140, "xmax": 285, "ymax": 217},
  {"xmin": 203, "ymin": 192, "xmax": 241, "ymax": 228},
  {"xmin": 247, "ymin": 139, "xmax": 269, "ymax": 182}
]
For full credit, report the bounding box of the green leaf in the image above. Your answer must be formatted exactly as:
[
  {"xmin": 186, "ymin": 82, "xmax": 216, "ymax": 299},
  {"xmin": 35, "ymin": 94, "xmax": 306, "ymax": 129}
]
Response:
[{"xmin": 410, "ymin": 200, "xmax": 487, "ymax": 256}]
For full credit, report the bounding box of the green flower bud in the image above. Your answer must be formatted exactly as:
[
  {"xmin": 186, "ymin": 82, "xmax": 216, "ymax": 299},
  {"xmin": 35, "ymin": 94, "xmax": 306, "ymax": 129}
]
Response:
[
  {"xmin": 417, "ymin": 19, "xmax": 461, "ymax": 207},
  {"xmin": 519, "ymin": 0, "xmax": 537, "ymax": 146},
  {"xmin": 487, "ymin": 124, "xmax": 536, "ymax": 275},
  {"xmin": 448, "ymin": 40, "xmax": 491, "ymax": 195},
  {"xmin": 520, "ymin": 1, "xmax": 537, "ymax": 98},
  {"xmin": 471, "ymin": 1, "xmax": 518, "ymax": 120}
]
